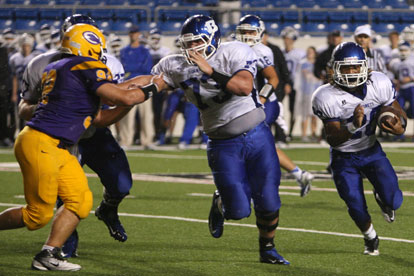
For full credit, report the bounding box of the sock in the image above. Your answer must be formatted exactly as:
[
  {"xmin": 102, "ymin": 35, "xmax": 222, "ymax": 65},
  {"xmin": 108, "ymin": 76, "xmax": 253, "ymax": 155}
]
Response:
[
  {"xmin": 290, "ymin": 166, "xmax": 303, "ymax": 180},
  {"xmin": 259, "ymin": 236, "xmax": 275, "ymax": 251},
  {"xmin": 42, "ymin": 245, "xmax": 55, "ymax": 251},
  {"xmin": 362, "ymin": 224, "xmax": 377, "ymax": 240}
]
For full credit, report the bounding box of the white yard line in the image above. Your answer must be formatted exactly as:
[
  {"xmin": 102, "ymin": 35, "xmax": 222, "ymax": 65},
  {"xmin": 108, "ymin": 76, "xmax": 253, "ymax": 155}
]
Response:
[{"xmin": 2, "ymin": 202, "xmax": 411, "ymax": 244}]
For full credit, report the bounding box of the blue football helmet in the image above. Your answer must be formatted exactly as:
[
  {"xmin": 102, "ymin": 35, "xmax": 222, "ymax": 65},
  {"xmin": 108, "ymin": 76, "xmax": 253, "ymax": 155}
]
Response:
[
  {"xmin": 236, "ymin": 14, "xmax": 265, "ymax": 46},
  {"xmin": 61, "ymin": 14, "xmax": 97, "ymax": 37},
  {"xmin": 332, "ymin": 42, "xmax": 368, "ymax": 88},
  {"xmin": 179, "ymin": 15, "xmax": 221, "ymax": 64}
]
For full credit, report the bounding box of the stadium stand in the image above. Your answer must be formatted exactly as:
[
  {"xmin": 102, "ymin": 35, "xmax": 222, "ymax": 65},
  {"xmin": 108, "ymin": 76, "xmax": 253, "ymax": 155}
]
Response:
[{"xmin": 1, "ymin": 0, "xmax": 414, "ymax": 35}]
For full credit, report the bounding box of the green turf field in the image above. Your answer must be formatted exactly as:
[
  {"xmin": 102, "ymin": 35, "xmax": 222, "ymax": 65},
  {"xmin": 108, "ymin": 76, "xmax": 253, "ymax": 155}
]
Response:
[{"xmin": 0, "ymin": 145, "xmax": 413, "ymax": 276}]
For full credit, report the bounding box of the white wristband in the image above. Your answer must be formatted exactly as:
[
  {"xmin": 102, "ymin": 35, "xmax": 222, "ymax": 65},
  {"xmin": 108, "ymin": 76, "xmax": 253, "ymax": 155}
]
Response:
[{"xmin": 346, "ymin": 122, "xmax": 358, "ymax": 134}]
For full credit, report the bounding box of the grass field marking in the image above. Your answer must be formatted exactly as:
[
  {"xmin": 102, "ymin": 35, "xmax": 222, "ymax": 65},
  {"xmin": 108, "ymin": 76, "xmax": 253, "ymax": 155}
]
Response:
[{"xmin": 1, "ymin": 202, "xmax": 413, "ymax": 244}]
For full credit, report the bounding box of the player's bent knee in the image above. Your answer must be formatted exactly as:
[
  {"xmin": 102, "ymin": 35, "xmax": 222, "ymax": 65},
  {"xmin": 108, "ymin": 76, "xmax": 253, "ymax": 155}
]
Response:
[
  {"xmin": 23, "ymin": 205, "xmax": 54, "ymax": 230},
  {"xmin": 255, "ymin": 210, "xmax": 279, "ymax": 221},
  {"xmin": 391, "ymin": 189, "xmax": 403, "ymax": 210},
  {"xmin": 65, "ymin": 190, "xmax": 93, "ymax": 219}
]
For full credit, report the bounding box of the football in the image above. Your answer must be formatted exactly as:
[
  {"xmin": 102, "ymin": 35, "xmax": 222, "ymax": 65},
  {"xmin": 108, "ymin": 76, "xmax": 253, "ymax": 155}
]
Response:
[{"xmin": 377, "ymin": 106, "xmax": 399, "ymax": 133}]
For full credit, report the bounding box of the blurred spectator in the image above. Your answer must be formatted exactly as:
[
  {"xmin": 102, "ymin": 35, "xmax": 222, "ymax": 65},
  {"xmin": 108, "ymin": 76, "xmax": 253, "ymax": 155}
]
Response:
[
  {"xmin": 49, "ymin": 29, "xmax": 61, "ymax": 52},
  {"xmin": 147, "ymin": 28, "xmax": 172, "ymax": 145},
  {"xmin": 34, "ymin": 24, "xmax": 53, "ymax": 54},
  {"xmin": 314, "ymin": 30, "xmax": 343, "ymax": 83},
  {"xmin": 379, "ymin": 30, "xmax": 400, "ymax": 80},
  {"xmin": 390, "ymin": 41, "xmax": 414, "ymax": 140},
  {"xmin": 261, "ymin": 30, "xmax": 291, "ymax": 145},
  {"xmin": 294, "ymin": 46, "xmax": 321, "ymax": 142},
  {"xmin": 0, "ymin": 43, "xmax": 12, "ymax": 147},
  {"xmin": 1, "ymin": 28, "xmax": 18, "ymax": 57},
  {"xmin": 108, "ymin": 33, "xmax": 123, "ymax": 59},
  {"xmin": 119, "ymin": 25, "xmax": 153, "ymax": 148},
  {"xmin": 281, "ymin": 26, "xmax": 306, "ymax": 141},
  {"xmin": 9, "ymin": 33, "xmax": 38, "ymax": 132},
  {"xmin": 354, "ymin": 24, "xmax": 387, "ymax": 74}
]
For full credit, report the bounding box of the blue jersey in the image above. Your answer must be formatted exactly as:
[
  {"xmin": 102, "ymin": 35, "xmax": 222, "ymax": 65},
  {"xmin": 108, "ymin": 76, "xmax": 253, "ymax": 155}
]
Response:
[
  {"xmin": 120, "ymin": 45, "xmax": 153, "ymax": 80},
  {"xmin": 27, "ymin": 55, "xmax": 113, "ymax": 145}
]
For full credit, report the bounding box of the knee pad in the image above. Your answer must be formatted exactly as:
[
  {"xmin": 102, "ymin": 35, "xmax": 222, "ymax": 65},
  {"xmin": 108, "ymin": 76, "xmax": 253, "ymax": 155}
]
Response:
[
  {"xmin": 65, "ymin": 189, "xmax": 93, "ymax": 219},
  {"xmin": 23, "ymin": 204, "xmax": 54, "ymax": 231},
  {"xmin": 255, "ymin": 210, "xmax": 279, "ymax": 221},
  {"xmin": 255, "ymin": 210, "xmax": 279, "ymax": 232}
]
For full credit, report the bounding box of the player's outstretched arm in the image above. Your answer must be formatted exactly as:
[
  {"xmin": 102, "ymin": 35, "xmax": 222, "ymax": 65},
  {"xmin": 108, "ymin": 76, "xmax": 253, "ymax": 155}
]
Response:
[
  {"xmin": 96, "ymin": 74, "xmax": 165, "ymax": 106},
  {"xmin": 92, "ymin": 106, "xmax": 132, "ymax": 128}
]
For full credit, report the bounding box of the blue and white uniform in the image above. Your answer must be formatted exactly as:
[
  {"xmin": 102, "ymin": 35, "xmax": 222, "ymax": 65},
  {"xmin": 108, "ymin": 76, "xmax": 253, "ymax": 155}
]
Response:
[
  {"xmin": 391, "ymin": 56, "xmax": 414, "ymax": 118},
  {"xmin": 253, "ymin": 42, "xmax": 280, "ymax": 123},
  {"xmin": 312, "ymin": 71, "xmax": 403, "ymax": 224},
  {"xmin": 152, "ymin": 40, "xmax": 282, "ymax": 218}
]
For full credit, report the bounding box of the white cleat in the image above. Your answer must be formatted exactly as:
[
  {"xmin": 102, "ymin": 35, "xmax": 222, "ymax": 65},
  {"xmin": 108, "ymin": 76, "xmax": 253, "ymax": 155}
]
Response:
[
  {"xmin": 297, "ymin": 171, "xmax": 314, "ymax": 197},
  {"xmin": 32, "ymin": 248, "xmax": 81, "ymax": 271}
]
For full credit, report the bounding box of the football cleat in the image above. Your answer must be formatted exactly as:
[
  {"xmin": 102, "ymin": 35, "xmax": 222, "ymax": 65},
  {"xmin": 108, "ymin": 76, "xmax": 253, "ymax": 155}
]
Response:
[
  {"xmin": 208, "ymin": 190, "xmax": 224, "ymax": 238},
  {"xmin": 297, "ymin": 171, "xmax": 314, "ymax": 197},
  {"xmin": 374, "ymin": 190, "xmax": 395, "ymax": 223},
  {"xmin": 260, "ymin": 248, "xmax": 290, "ymax": 265},
  {"xmin": 363, "ymin": 235, "xmax": 379, "ymax": 256},
  {"xmin": 61, "ymin": 230, "xmax": 79, "ymax": 258},
  {"xmin": 95, "ymin": 201, "xmax": 128, "ymax": 242},
  {"xmin": 32, "ymin": 248, "xmax": 81, "ymax": 271}
]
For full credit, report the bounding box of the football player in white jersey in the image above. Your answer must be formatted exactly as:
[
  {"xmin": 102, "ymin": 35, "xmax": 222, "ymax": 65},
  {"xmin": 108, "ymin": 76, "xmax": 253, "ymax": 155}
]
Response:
[
  {"xmin": 18, "ymin": 14, "xmax": 132, "ymax": 259},
  {"xmin": 281, "ymin": 26, "xmax": 306, "ymax": 140},
  {"xmin": 236, "ymin": 14, "xmax": 313, "ymax": 197},
  {"xmin": 390, "ymin": 41, "xmax": 414, "ymax": 138},
  {"xmin": 132, "ymin": 14, "xmax": 289, "ymax": 265},
  {"xmin": 312, "ymin": 42, "xmax": 406, "ymax": 256}
]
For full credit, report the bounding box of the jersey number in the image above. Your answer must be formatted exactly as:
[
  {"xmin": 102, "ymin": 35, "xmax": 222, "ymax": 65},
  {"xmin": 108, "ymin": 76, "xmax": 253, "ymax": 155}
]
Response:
[
  {"xmin": 180, "ymin": 75, "xmax": 232, "ymax": 110},
  {"xmin": 40, "ymin": 69, "xmax": 57, "ymax": 105}
]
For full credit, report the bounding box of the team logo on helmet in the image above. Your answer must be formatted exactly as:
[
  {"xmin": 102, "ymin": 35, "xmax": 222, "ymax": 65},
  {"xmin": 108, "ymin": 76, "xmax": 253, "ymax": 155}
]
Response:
[{"xmin": 83, "ymin": 31, "xmax": 101, "ymax": 45}]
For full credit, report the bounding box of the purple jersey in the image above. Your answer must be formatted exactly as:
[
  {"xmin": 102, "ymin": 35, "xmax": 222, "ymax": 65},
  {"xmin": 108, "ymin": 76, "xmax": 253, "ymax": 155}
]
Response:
[{"xmin": 27, "ymin": 55, "xmax": 113, "ymax": 145}]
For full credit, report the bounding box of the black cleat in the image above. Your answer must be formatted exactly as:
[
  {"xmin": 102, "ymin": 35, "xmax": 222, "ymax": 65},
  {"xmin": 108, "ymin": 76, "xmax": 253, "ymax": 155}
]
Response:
[
  {"xmin": 208, "ymin": 190, "xmax": 224, "ymax": 238},
  {"xmin": 364, "ymin": 235, "xmax": 379, "ymax": 256},
  {"xmin": 95, "ymin": 201, "xmax": 127, "ymax": 242}
]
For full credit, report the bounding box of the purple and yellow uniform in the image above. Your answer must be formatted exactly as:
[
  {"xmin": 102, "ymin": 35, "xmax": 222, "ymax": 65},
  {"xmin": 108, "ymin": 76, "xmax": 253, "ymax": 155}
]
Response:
[{"xmin": 14, "ymin": 55, "xmax": 113, "ymax": 230}]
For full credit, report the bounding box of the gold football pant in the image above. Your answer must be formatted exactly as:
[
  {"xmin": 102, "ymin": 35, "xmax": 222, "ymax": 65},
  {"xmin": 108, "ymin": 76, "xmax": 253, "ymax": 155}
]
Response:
[{"xmin": 14, "ymin": 126, "xmax": 93, "ymax": 230}]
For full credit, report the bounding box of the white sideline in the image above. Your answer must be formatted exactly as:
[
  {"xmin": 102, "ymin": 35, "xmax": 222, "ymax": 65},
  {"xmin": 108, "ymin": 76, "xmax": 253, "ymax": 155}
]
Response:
[{"xmin": 0, "ymin": 202, "xmax": 412, "ymax": 244}]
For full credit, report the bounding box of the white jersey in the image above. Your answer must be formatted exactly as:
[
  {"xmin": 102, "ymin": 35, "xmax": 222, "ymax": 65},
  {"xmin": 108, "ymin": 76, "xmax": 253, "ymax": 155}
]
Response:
[
  {"xmin": 390, "ymin": 56, "xmax": 414, "ymax": 90},
  {"xmin": 252, "ymin": 42, "xmax": 277, "ymax": 102},
  {"xmin": 312, "ymin": 71, "xmax": 396, "ymax": 152},
  {"xmin": 102, "ymin": 53, "xmax": 125, "ymax": 84},
  {"xmin": 9, "ymin": 51, "xmax": 37, "ymax": 81},
  {"xmin": 283, "ymin": 48, "xmax": 306, "ymax": 84},
  {"xmin": 148, "ymin": 46, "xmax": 172, "ymax": 65},
  {"xmin": 152, "ymin": 41, "xmax": 259, "ymax": 133}
]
